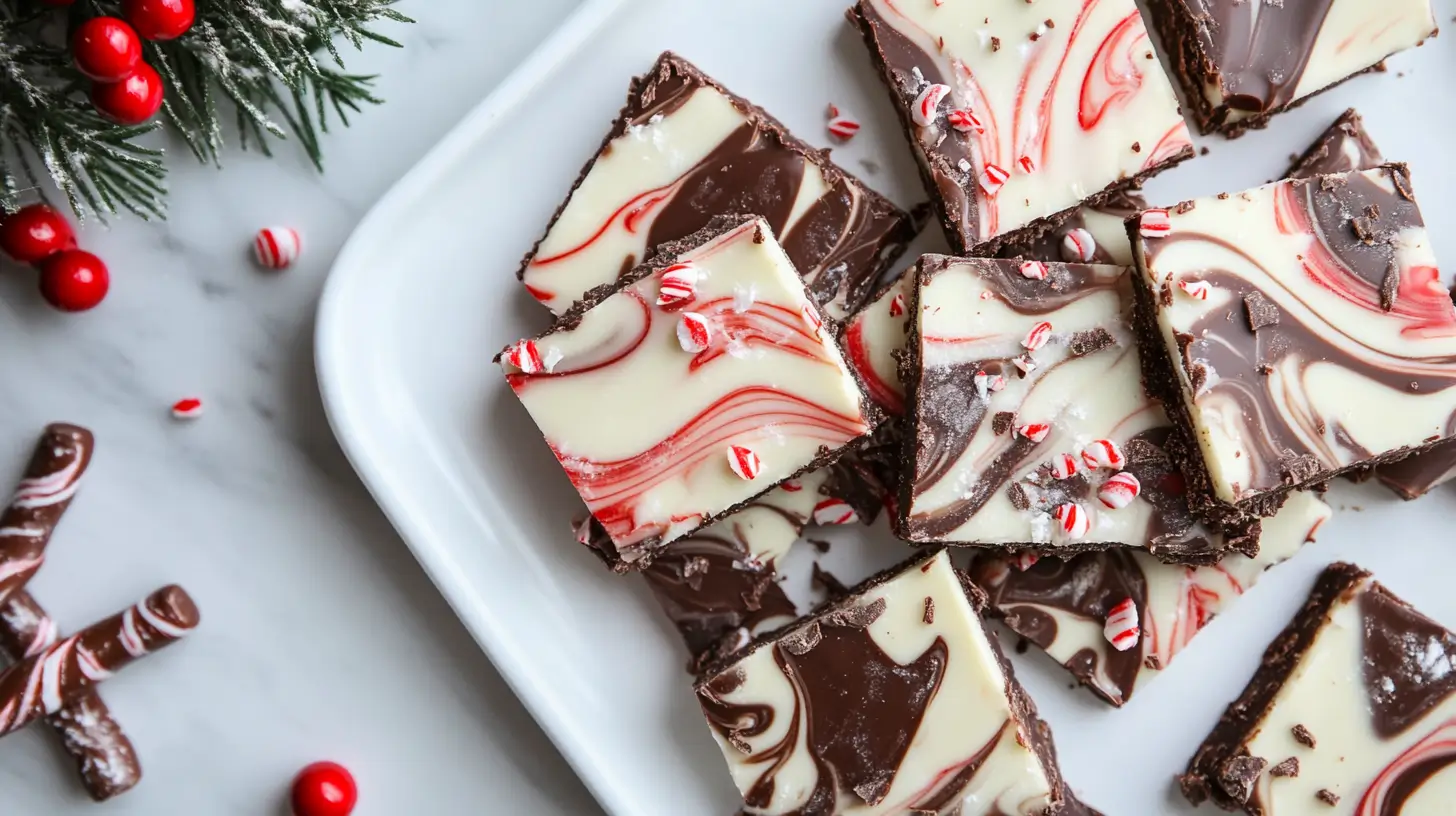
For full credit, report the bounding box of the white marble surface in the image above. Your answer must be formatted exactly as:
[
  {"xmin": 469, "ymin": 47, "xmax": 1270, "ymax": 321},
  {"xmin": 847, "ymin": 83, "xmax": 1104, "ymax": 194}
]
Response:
[{"xmin": 0, "ymin": 2, "xmax": 604, "ymax": 813}]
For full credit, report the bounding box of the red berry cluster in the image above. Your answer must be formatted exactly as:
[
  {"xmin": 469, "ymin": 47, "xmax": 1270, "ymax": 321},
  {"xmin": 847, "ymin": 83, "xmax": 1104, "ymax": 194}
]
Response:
[
  {"xmin": 69, "ymin": 0, "xmax": 196, "ymax": 125},
  {"xmin": 0, "ymin": 205, "xmax": 109, "ymax": 312}
]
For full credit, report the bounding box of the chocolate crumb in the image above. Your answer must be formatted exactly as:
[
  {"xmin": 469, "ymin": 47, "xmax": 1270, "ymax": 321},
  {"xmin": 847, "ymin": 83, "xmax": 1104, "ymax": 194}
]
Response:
[
  {"xmin": 1292, "ymin": 724, "xmax": 1316, "ymax": 748},
  {"xmin": 781, "ymin": 621, "xmax": 822, "ymax": 655},
  {"xmin": 1069, "ymin": 327, "xmax": 1115, "ymax": 357},
  {"xmin": 1381, "ymin": 260, "xmax": 1400, "ymax": 311},
  {"xmin": 1144, "ymin": 655, "xmax": 1163, "ymax": 670},
  {"xmin": 1243, "ymin": 291, "xmax": 1279, "ymax": 331},
  {"xmin": 808, "ymin": 538, "xmax": 832, "ymax": 554},
  {"xmin": 752, "ymin": 223, "xmax": 766, "ymax": 244},
  {"xmin": 1316, "ymin": 789, "xmax": 1339, "ymax": 806},
  {"xmin": 1270, "ymin": 758, "xmax": 1299, "ymax": 778},
  {"xmin": 1016, "ymin": 638, "xmax": 1030, "ymax": 654},
  {"xmin": 824, "ymin": 597, "xmax": 887, "ymax": 629},
  {"xmin": 1200, "ymin": 146, "xmax": 1211, "ymax": 156},
  {"xmin": 1365, "ymin": 204, "xmax": 1381, "ymax": 220},
  {"xmin": 991, "ymin": 36, "xmax": 1001, "ymax": 51},
  {"xmin": 727, "ymin": 731, "xmax": 754, "ymax": 754},
  {"xmin": 1132, "ymin": 141, "xmax": 1142, "ymax": 153},
  {"xmin": 1029, "ymin": 32, "xmax": 1040, "ymax": 41},
  {"xmin": 1278, "ymin": 451, "xmax": 1321, "ymax": 485},
  {"xmin": 853, "ymin": 775, "xmax": 893, "ymax": 806},
  {"xmin": 1217, "ymin": 191, "xmax": 1229, "ymax": 199},
  {"xmin": 1175, "ymin": 200, "xmax": 1195, "ymax": 214},
  {"xmin": 1008, "ymin": 482, "xmax": 1031, "ymax": 512},
  {"xmin": 1044, "ymin": 18, "xmax": 1054, "ymax": 27},
  {"xmin": 1217, "ymin": 755, "xmax": 1267, "ymax": 803},
  {"xmin": 1388, "ymin": 165, "xmax": 1414, "ymax": 201},
  {"xmin": 992, "ymin": 411, "xmax": 1015, "ymax": 436},
  {"xmin": 1350, "ymin": 216, "xmax": 1378, "ymax": 245},
  {"xmin": 1159, "ymin": 281, "xmax": 1174, "ymax": 307},
  {"xmin": 923, "ymin": 597, "xmax": 935, "ymax": 624}
]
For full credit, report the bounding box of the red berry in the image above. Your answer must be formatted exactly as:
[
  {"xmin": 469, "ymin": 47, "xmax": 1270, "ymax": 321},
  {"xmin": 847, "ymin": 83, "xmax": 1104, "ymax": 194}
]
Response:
[
  {"xmin": 291, "ymin": 762, "xmax": 357, "ymax": 816},
  {"xmin": 91, "ymin": 62, "xmax": 165, "ymax": 125},
  {"xmin": 0, "ymin": 204, "xmax": 76, "ymax": 264},
  {"xmin": 122, "ymin": 0, "xmax": 195, "ymax": 41},
  {"xmin": 72, "ymin": 17, "xmax": 143, "ymax": 82},
  {"xmin": 39, "ymin": 250, "xmax": 110, "ymax": 312}
]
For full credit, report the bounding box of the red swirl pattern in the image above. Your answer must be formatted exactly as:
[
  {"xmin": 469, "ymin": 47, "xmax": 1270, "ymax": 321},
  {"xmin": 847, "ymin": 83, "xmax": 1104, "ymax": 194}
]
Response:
[
  {"xmin": 1078, "ymin": 10, "xmax": 1147, "ymax": 130},
  {"xmin": 1357, "ymin": 717, "xmax": 1456, "ymax": 815},
  {"xmin": 845, "ymin": 320, "xmax": 905, "ymax": 415}
]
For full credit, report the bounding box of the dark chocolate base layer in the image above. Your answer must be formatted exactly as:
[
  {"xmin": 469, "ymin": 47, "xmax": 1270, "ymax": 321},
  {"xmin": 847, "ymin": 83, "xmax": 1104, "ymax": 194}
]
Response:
[
  {"xmin": 516, "ymin": 51, "xmax": 921, "ymax": 316},
  {"xmin": 1141, "ymin": 0, "xmax": 1386, "ymax": 138},
  {"xmin": 1179, "ymin": 562, "xmax": 1371, "ymax": 811},
  {"xmin": 846, "ymin": 5, "xmax": 1193, "ymax": 258},
  {"xmin": 503, "ymin": 215, "xmax": 888, "ymax": 573},
  {"xmin": 697, "ymin": 548, "xmax": 1080, "ymax": 815},
  {"xmin": 1283, "ymin": 108, "xmax": 1380, "ymax": 180}
]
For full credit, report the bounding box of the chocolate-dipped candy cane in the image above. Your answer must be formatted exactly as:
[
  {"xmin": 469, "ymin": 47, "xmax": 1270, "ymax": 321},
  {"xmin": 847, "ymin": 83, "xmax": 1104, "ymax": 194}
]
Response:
[
  {"xmin": 0, "ymin": 585, "xmax": 199, "ymax": 738},
  {"xmin": 0, "ymin": 423, "xmax": 93, "ymax": 604},
  {"xmin": 0, "ymin": 590, "xmax": 142, "ymax": 800}
]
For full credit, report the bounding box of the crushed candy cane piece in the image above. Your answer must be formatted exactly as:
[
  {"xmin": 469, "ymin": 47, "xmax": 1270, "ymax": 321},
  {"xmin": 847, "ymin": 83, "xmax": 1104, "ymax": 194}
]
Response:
[
  {"xmin": 170, "ymin": 398, "xmax": 203, "ymax": 420},
  {"xmin": 677, "ymin": 313, "xmax": 712, "ymax": 353},
  {"xmin": 1017, "ymin": 423, "xmax": 1051, "ymax": 443},
  {"xmin": 727, "ymin": 445, "xmax": 762, "ymax": 480},
  {"xmin": 657, "ymin": 263, "xmax": 699, "ymax": 307},
  {"xmin": 980, "ymin": 163, "xmax": 1010, "ymax": 195},
  {"xmin": 946, "ymin": 108, "xmax": 984, "ymax": 134},
  {"xmin": 812, "ymin": 499, "xmax": 859, "ymax": 526},
  {"xmin": 1104, "ymin": 597, "xmax": 1141, "ymax": 651},
  {"xmin": 1061, "ymin": 228, "xmax": 1096, "ymax": 262},
  {"xmin": 504, "ymin": 340, "xmax": 543, "ymax": 374},
  {"xmin": 912, "ymin": 84, "xmax": 951, "ymax": 126},
  {"xmin": 1139, "ymin": 209, "xmax": 1172, "ymax": 238},
  {"xmin": 1178, "ymin": 278, "xmax": 1212, "ymax": 300},
  {"xmin": 1049, "ymin": 453, "xmax": 1080, "ymax": 480},
  {"xmin": 1022, "ymin": 321, "xmax": 1052, "ymax": 351},
  {"xmin": 1053, "ymin": 502, "xmax": 1090, "ymax": 541},
  {"xmin": 1098, "ymin": 472, "xmax": 1141, "ymax": 509},
  {"xmin": 1081, "ymin": 439, "xmax": 1126, "ymax": 470},
  {"xmin": 1019, "ymin": 260, "xmax": 1048, "ymax": 281}
]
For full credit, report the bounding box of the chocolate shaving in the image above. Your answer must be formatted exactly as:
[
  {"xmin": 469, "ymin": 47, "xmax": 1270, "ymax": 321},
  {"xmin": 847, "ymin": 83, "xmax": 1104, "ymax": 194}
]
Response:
[
  {"xmin": 1069, "ymin": 327, "xmax": 1115, "ymax": 357},
  {"xmin": 853, "ymin": 773, "xmax": 894, "ymax": 806},
  {"xmin": 1316, "ymin": 789, "xmax": 1340, "ymax": 806},
  {"xmin": 922, "ymin": 597, "xmax": 935, "ymax": 624},
  {"xmin": 824, "ymin": 597, "xmax": 887, "ymax": 629},
  {"xmin": 990, "ymin": 36, "xmax": 1001, "ymax": 51},
  {"xmin": 1381, "ymin": 260, "xmax": 1400, "ymax": 311},
  {"xmin": 1175, "ymin": 200, "xmax": 1195, "ymax": 214},
  {"xmin": 1278, "ymin": 450, "xmax": 1321, "ymax": 485},
  {"xmin": 1008, "ymin": 482, "xmax": 1031, "ymax": 511},
  {"xmin": 1269, "ymin": 758, "xmax": 1299, "ymax": 778},
  {"xmin": 992, "ymin": 411, "xmax": 1015, "ymax": 436},
  {"xmin": 1188, "ymin": 362, "xmax": 1209, "ymax": 394},
  {"xmin": 1243, "ymin": 291, "xmax": 1279, "ymax": 331},
  {"xmin": 1159, "ymin": 280, "xmax": 1174, "ymax": 307},
  {"xmin": 781, "ymin": 621, "xmax": 822, "ymax": 655},
  {"xmin": 1132, "ymin": 141, "xmax": 1142, "ymax": 153},
  {"xmin": 1350, "ymin": 216, "xmax": 1378, "ymax": 245},
  {"xmin": 1292, "ymin": 724, "xmax": 1316, "ymax": 748},
  {"xmin": 1217, "ymin": 755, "xmax": 1267, "ymax": 803},
  {"xmin": 1389, "ymin": 165, "xmax": 1414, "ymax": 201}
]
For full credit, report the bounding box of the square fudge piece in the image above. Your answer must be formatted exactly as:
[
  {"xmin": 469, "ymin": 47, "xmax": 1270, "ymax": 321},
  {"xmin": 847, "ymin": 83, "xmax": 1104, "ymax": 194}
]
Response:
[
  {"xmin": 518, "ymin": 51, "xmax": 920, "ymax": 319},
  {"xmin": 640, "ymin": 464, "xmax": 882, "ymax": 669},
  {"xmin": 970, "ymin": 491, "xmax": 1330, "ymax": 707},
  {"xmin": 849, "ymin": 0, "xmax": 1192, "ymax": 255},
  {"xmin": 1129, "ymin": 165, "xmax": 1456, "ymax": 516},
  {"xmin": 898, "ymin": 256, "xmax": 1243, "ymax": 562},
  {"xmin": 1181, "ymin": 563, "xmax": 1456, "ymax": 812},
  {"xmin": 695, "ymin": 549, "xmax": 1080, "ymax": 815},
  {"xmin": 1145, "ymin": 0, "xmax": 1437, "ymax": 136},
  {"xmin": 499, "ymin": 216, "xmax": 882, "ymax": 570}
]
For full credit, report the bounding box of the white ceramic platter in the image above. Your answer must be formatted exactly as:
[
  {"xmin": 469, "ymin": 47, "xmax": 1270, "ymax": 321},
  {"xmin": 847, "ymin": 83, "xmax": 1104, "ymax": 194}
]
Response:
[{"xmin": 316, "ymin": 1, "xmax": 1456, "ymax": 813}]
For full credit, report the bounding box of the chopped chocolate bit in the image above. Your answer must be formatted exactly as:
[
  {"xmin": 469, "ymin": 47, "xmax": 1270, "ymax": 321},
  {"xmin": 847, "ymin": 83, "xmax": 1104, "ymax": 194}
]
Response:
[
  {"xmin": 1319, "ymin": 174, "xmax": 1348, "ymax": 191},
  {"xmin": 990, "ymin": 36, "xmax": 1001, "ymax": 51},
  {"xmin": 1008, "ymin": 482, "xmax": 1032, "ymax": 511},
  {"xmin": 1365, "ymin": 203, "xmax": 1381, "ymax": 220},
  {"xmin": 1278, "ymin": 451, "xmax": 1322, "ymax": 485},
  {"xmin": 1159, "ymin": 280, "xmax": 1174, "ymax": 307},
  {"xmin": 1292, "ymin": 724, "xmax": 1316, "ymax": 748},
  {"xmin": 1044, "ymin": 18, "xmax": 1054, "ymax": 27},
  {"xmin": 923, "ymin": 596, "xmax": 935, "ymax": 624},
  {"xmin": 1216, "ymin": 191, "xmax": 1228, "ymax": 198},
  {"xmin": 1243, "ymin": 290, "xmax": 1279, "ymax": 331},
  {"xmin": 1188, "ymin": 361, "xmax": 1209, "ymax": 394},
  {"xmin": 1269, "ymin": 757, "xmax": 1299, "ymax": 778},
  {"xmin": 1316, "ymin": 789, "xmax": 1340, "ymax": 806},
  {"xmin": 808, "ymin": 538, "xmax": 831, "ymax": 554},
  {"xmin": 1257, "ymin": 363, "xmax": 1274, "ymax": 375},
  {"xmin": 1029, "ymin": 32, "xmax": 1040, "ymax": 41},
  {"xmin": 992, "ymin": 411, "xmax": 1015, "ymax": 436},
  {"xmin": 1201, "ymin": 146, "xmax": 1211, "ymax": 156},
  {"xmin": 1217, "ymin": 755, "xmax": 1267, "ymax": 803},
  {"xmin": 812, "ymin": 563, "xmax": 850, "ymax": 599},
  {"xmin": 1350, "ymin": 216, "xmax": 1378, "ymax": 245},
  {"xmin": 726, "ymin": 730, "xmax": 753, "ymax": 754},
  {"xmin": 1389, "ymin": 165, "xmax": 1414, "ymax": 201},
  {"xmin": 1175, "ymin": 200, "xmax": 1195, "ymax": 214},
  {"xmin": 1016, "ymin": 638, "xmax": 1030, "ymax": 654},
  {"xmin": 1069, "ymin": 327, "xmax": 1115, "ymax": 357},
  {"xmin": 824, "ymin": 596, "xmax": 887, "ymax": 629},
  {"xmin": 1132, "ymin": 141, "xmax": 1142, "ymax": 153},
  {"xmin": 707, "ymin": 667, "xmax": 745, "ymax": 695},
  {"xmin": 752, "ymin": 223, "xmax": 766, "ymax": 244},
  {"xmin": 1144, "ymin": 655, "xmax": 1163, "ymax": 670},
  {"xmin": 1381, "ymin": 260, "xmax": 1400, "ymax": 311},
  {"xmin": 781, "ymin": 621, "xmax": 822, "ymax": 655},
  {"xmin": 853, "ymin": 774, "xmax": 894, "ymax": 806}
]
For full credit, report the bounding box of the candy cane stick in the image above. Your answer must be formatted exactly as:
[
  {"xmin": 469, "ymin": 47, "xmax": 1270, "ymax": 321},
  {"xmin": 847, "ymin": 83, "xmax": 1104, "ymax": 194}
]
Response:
[
  {"xmin": 0, "ymin": 586, "xmax": 199, "ymax": 739},
  {"xmin": 0, "ymin": 424, "xmax": 94, "ymax": 605},
  {"xmin": 0, "ymin": 590, "xmax": 141, "ymax": 800}
]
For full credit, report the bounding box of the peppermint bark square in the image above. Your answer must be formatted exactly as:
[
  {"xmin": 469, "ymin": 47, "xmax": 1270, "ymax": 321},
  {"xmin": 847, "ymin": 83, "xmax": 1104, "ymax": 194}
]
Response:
[
  {"xmin": 517, "ymin": 51, "xmax": 920, "ymax": 319},
  {"xmin": 1128, "ymin": 165, "xmax": 1456, "ymax": 517},
  {"xmin": 499, "ymin": 216, "xmax": 882, "ymax": 571},
  {"xmin": 899, "ymin": 256, "xmax": 1237, "ymax": 561},
  {"xmin": 848, "ymin": 0, "xmax": 1192, "ymax": 256},
  {"xmin": 971, "ymin": 491, "xmax": 1331, "ymax": 707},
  {"xmin": 1180, "ymin": 563, "xmax": 1456, "ymax": 812},
  {"xmin": 1144, "ymin": 0, "xmax": 1437, "ymax": 137},
  {"xmin": 695, "ymin": 549, "xmax": 1079, "ymax": 816}
]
